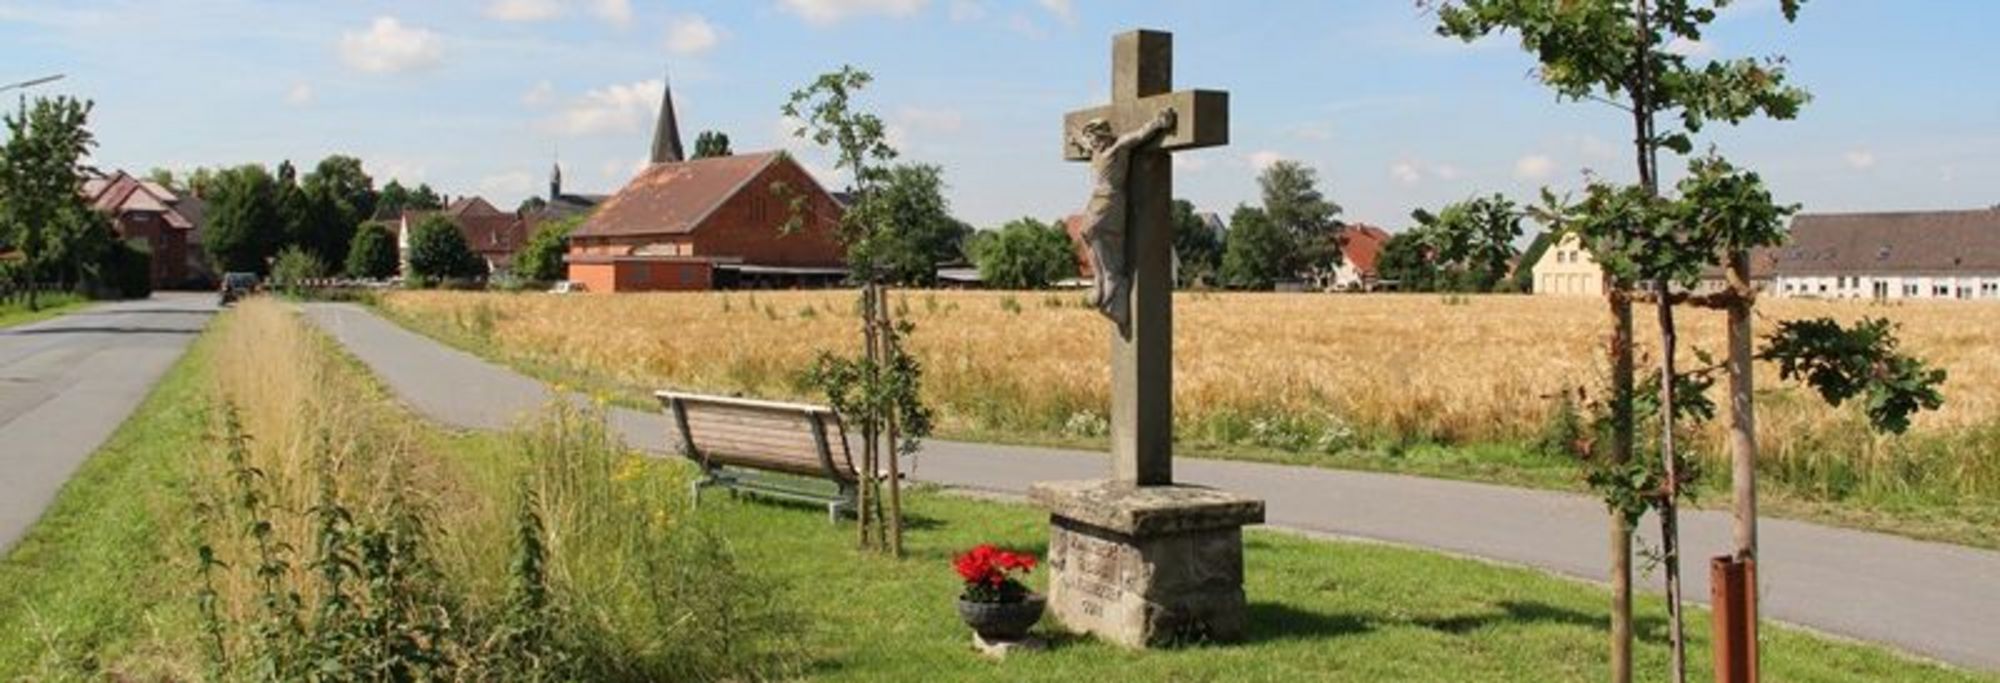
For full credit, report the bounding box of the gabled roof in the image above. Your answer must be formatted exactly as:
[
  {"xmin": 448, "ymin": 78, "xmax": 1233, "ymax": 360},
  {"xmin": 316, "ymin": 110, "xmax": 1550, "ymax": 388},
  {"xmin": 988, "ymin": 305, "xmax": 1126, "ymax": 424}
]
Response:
[
  {"xmin": 573, "ymin": 151, "xmax": 790, "ymax": 239},
  {"xmin": 1775, "ymin": 209, "xmax": 2000, "ymax": 276},
  {"xmin": 445, "ymin": 196, "xmax": 503, "ymax": 218},
  {"xmin": 82, "ymin": 171, "xmax": 195, "ymax": 229},
  {"xmin": 1339, "ymin": 223, "xmax": 1391, "ymax": 276}
]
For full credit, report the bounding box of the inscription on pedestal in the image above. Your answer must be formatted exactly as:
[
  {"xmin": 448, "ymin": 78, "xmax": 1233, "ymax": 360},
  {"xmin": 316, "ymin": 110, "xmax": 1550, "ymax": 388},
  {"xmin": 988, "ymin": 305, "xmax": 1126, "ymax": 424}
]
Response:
[{"xmin": 1039, "ymin": 493, "xmax": 1260, "ymax": 649}]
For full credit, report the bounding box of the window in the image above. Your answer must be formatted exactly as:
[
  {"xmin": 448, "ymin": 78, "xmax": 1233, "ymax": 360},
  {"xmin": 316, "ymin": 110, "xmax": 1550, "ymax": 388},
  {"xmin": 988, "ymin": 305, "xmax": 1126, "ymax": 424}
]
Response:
[
  {"xmin": 1935, "ymin": 285, "xmax": 1950, "ymax": 297},
  {"xmin": 1905, "ymin": 283, "xmax": 1919, "ymax": 297}
]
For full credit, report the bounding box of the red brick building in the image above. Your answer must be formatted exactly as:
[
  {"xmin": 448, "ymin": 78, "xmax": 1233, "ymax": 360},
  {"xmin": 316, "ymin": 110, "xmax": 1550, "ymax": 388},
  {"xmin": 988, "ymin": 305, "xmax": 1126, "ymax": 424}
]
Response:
[
  {"xmin": 396, "ymin": 196, "xmax": 531, "ymax": 275},
  {"xmin": 564, "ymin": 151, "xmax": 846, "ymax": 292},
  {"xmin": 82, "ymin": 171, "xmax": 198, "ymax": 288}
]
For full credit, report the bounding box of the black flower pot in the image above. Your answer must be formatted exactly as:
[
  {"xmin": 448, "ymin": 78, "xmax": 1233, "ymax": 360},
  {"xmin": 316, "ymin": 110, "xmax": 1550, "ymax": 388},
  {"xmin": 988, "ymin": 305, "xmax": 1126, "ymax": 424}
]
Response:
[{"xmin": 957, "ymin": 593, "xmax": 1046, "ymax": 641}]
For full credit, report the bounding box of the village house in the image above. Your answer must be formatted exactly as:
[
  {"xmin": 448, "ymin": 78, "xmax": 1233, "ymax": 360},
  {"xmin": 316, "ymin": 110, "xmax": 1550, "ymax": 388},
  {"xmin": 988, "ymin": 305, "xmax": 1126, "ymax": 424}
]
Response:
[
  {"xmin": 1531, "ymin": 208, "xmax": 2000, "ymax": 300},
  {"xmin": 81, "ymin": 170, "xmax": 203, "ymax": 288},
  {"xmin": 563, "ymin": 77, "xmax": 846, "ymax": 292},
  {"xmin": 1771, "ymin": 209, "xmax": 2000, "ymax": 300},
  {"xmin": 1331, "ymin": 223, "xmax": 1390, "ymax": 292},
  {"xmin": 395, "ymin": 196, "xmax": 531, "ymax": 275}
]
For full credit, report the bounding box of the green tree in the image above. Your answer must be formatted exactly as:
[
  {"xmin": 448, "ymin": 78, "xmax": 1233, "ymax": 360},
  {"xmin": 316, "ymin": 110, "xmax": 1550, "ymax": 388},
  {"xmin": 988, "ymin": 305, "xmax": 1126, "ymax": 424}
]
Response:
[
  {"xmin": 0, "ymin": 95, "xmax": 95, "ymax": 308},
  {"xmin": 1376, "ymin": 231, "xmax": 1439, "ymax": 292},
  {"xmin": 1218, "ymin": 205, "xmax": 1292, "ymax": 290},
  {"xmin": 1172, "ymin": 199, "xmax": 1223, "ymax": 288},
  {"xmin": 846, "ymin": 163, "xmax": 963, "ymax": 286},
  {"xmin": 410, "ymin": 183, "xmax": 444, "ymax": 211},
  {"xmin": 303, "ymin": 155, "xmax": 376, "ymax": 229},
  {"xmin": 972, "ymin": 217, "xmax": 1076, "ymax": 289},
  {"xmin": 1410, "ymin": 194, "xmax": 1523, "ymax": 292},
  {"xmin": 203, "ymin": 164, "xmax": 283, "ymax": 273},
  {"xmin": 144, "ymin": 167, "xmax": 180, "ymax": 192},
  {"xmin": 405, "ymin": 215, "xmax": 484, "ymax": 283},
  {"xmin": 1258, "ymin": 160, "xmax": 1342, "ymax": 284},
  {"xmin": 269, "ymin": 245, "xmax": 326, "ymax": 295},
  {"xmin": 693, "ymin": 131, "xmax": 732, "ymax": 159},
  {"xmin": 344, "ymin": 222, "xmax": 399, "ymax": 279},
  {"xmin": 514, "ymin": 214, "xmax": 586, "ymax": 283},
  {"xmin": 376, "ymin": 179, "xmax": 412, "ymax": 220},
  {"xmin": 1436, "ymin": 2, "xmax": 1939, "ymax": 681}
]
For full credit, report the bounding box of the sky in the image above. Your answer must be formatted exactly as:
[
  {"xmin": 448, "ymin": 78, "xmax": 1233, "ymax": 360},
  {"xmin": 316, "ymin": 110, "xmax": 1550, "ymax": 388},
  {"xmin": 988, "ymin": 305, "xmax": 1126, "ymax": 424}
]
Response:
[{"xmin": 3, "ymin": 0, "xmax": 1997, "ymax": 233}]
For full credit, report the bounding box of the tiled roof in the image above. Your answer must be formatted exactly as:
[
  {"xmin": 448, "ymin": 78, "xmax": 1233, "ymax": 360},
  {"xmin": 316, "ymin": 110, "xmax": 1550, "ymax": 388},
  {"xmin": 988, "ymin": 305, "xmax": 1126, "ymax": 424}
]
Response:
[
  {"xmin": 1339, "ymin": 223, "xmax": 1391, "ymax": 276},
  {"xmin": 573, "ymin": 152, "xmax": 785, "ymax": 238},
  {"xmin": 1774, "ymin": 209, "xmax": 2000, "ymax": 276}
]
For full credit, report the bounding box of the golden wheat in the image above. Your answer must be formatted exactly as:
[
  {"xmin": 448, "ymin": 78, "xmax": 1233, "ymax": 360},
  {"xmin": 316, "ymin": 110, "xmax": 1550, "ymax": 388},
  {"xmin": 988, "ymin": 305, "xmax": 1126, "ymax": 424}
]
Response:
[{"xmin": 380, "ymin": 290, "xmax": 2000, "ymax": 497}]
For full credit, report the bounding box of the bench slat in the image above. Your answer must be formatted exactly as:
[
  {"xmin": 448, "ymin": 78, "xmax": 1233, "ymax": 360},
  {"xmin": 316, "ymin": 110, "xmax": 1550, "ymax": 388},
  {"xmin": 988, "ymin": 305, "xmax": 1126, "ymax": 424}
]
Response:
[
  {"xmin": 690, "ymin": 435, "xmax": 825, "ymax": 464},
  {"xmin": 683, "ymin": 410, "xmax": 819, "ymax": 435}
]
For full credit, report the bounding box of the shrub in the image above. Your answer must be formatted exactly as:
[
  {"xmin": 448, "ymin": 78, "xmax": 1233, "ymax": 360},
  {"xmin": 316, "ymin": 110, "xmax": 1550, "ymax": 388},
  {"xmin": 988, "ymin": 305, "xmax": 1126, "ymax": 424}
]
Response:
[
  {"xmin": 93, "ymin": 238, "xmax": 152, "ymax": 299},
  {"xmin": 269, "ymin": 246, "xmax": 326, "ymax": 296},
  {"xmin": 406, "ymin": 215, "xmax": 485, "ymax": 283},
  {"xmin": 972, "ymin": 217, "xmax": 1076, "ymax": 290},
  {"xmin": 344, "ymin": 222, "xmax": 398, "ymax": 280}
]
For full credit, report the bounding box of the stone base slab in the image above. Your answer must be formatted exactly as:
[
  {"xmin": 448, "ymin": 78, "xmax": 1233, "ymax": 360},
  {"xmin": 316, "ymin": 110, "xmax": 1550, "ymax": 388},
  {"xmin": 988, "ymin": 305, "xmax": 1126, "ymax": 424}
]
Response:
[{"xmin": 1029, "ymin": 480, "xmax": 1265, "ymax": 648}]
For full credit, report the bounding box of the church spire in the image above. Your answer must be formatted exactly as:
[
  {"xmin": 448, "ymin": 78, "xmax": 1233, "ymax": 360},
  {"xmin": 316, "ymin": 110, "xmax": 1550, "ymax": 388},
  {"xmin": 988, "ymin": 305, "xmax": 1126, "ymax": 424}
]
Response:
[{"xmin": 650, "ymin": 69, "xmax": 685, "ymax": 164}]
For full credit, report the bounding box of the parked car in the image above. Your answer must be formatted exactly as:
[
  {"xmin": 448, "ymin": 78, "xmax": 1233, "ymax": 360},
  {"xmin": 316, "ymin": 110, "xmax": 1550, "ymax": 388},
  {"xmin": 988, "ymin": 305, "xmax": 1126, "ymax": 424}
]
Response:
[
  {"xmin": 548, "ymin": 280, "xmax": 587, "ymax": 294},
  {"xmin": 219, "ymin": 272, "xmax": 260, "ymax": 306}
]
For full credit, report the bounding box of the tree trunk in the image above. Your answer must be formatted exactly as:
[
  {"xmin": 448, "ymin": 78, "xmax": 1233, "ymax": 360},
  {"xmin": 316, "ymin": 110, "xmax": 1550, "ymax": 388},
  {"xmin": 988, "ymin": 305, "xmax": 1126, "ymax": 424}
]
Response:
[
  {"xmin": 1726, "ymin": 250, "xmax": 1760, "ymax": 678},
  {"xmin": 1609, "ymin": 293, "xmax": 1636, "ymax": 683},
  {"xmin": 857, "ymin": 282, "xmax": 879, "ymax": 550},
  {"xmin": 1655, "ymin": 276, "xmax": 1688, "ymax": 683},
  {"xmin": 880, "ymin": 286, "xmax": 906, "ymax": 558}
]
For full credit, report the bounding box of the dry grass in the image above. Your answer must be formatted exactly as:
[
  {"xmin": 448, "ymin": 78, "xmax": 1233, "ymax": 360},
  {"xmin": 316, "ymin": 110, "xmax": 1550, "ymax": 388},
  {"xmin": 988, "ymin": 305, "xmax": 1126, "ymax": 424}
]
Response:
[{"xmin": 379, "ymin": 290, "xmax": 2000, "ymax": 508}]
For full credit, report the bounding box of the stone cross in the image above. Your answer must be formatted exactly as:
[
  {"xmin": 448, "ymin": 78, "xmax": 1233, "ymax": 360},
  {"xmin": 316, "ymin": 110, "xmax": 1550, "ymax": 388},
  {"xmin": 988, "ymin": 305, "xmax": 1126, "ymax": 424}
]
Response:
[{"xmin": 1063, "ymin": 30, "xmax": 1229, "ymax": 486}]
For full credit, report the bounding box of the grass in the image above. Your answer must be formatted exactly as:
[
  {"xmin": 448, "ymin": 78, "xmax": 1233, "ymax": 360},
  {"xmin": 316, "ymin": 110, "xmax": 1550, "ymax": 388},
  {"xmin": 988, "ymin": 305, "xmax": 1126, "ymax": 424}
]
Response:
[
  {"xmin": 2, "ymin": 297, "xmax": 1992, "ymax": 681},
  {"xmin": 373, "ymin": 290, "xmax": 2000, "ymax": 549},
  {"xmin": 0, "ymin": 293, "xmax": 90, "ymax": 329}
]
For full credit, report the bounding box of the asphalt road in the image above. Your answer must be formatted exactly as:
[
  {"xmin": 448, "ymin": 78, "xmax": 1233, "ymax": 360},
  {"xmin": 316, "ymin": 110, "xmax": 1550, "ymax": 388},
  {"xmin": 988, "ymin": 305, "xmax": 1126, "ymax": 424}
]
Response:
[
  {"xmin": 0, "ymin": 293, "xmax": 215, "ymax": 551},
  {"xmin": 303, "ymin": 302, "xmax": 2000, "ymax": 672}
]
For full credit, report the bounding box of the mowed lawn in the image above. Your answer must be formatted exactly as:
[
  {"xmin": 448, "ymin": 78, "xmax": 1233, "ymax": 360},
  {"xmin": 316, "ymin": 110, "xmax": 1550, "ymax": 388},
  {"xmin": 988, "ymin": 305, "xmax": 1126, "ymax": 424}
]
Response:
[
  {"xmin": 0, "ymin": 300, "xmax": 1989, "ymax": 681},
  {"xmin": 376, "ymin": 290, "xmax": 2000, "ymax": 549},
  {"xmin": 0, "ymin": 293, "xmax": 90, "ymax": 329}
]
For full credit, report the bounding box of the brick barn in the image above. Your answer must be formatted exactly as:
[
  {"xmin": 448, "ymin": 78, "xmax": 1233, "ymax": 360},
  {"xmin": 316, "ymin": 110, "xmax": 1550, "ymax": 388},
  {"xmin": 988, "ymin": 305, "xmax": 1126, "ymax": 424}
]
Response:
[
  {"xmin": 564, "ymin": 151, "xmax": 846, "ymax": 292},
  {"xmin": 82, "ymin": 170, "xmax": 199, "ymax": 288}
]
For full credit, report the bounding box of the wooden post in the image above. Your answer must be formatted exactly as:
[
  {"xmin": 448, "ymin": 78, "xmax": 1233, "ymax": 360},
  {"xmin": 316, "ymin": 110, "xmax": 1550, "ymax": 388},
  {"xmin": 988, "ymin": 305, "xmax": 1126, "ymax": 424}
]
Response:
[
  {"xmin": 1724, "ymin": 249, "xmax": 1760, "ymax": 679},
  {"xmin": 1610, "ymin": 290, "xmax": 1636, "ymax": 683}
]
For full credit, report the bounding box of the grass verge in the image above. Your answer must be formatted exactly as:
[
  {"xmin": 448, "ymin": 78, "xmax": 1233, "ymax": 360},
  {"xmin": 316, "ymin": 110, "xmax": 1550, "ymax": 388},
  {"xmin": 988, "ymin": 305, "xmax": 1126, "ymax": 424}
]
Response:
[
  {"xmin": 2, "ymin": 299, "xmax": 1988, "ymax": 680},
  {"xmin": 0, "ymin": 293, "xmax": 90, "ymax": 329}
]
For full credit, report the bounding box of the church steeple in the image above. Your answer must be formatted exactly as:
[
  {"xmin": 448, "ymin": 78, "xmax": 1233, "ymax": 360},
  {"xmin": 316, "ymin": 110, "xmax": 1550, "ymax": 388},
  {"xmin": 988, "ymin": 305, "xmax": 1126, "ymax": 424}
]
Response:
[
  {"xmin": 650, "ymin": 70, "xmax": 685, "ymax": 164},
  {"xmin": 549, "ymin": 159, "xmax": 563, "ymax": 200}
]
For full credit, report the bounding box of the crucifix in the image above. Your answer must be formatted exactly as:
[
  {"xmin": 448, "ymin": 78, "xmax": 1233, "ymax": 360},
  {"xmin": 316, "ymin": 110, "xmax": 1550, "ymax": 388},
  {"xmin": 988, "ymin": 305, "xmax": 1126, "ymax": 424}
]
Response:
[{"xmin": 1063, "ymin": 29, "xmax": 1229, "ymax": 486}]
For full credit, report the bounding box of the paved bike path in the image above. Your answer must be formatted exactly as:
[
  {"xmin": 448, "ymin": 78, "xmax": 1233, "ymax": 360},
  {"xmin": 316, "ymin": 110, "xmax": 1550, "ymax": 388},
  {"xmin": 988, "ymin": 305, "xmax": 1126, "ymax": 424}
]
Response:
[{"xmin": 303, "ymin": 302, "xmax": 2000, "ymax": 672}]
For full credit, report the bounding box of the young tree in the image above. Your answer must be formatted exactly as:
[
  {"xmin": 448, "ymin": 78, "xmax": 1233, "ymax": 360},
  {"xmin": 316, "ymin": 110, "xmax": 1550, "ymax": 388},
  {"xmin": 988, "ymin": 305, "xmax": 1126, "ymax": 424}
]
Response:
[
  {"xmin": 344, "ymin": 222, "xmax": 399, "ymax": 279},
  {"xmin": 514, "ymin": 214, "xmax": 586, "ymax": 283},
  {"xmin": 0, "ymin": 95, "xmax": 95, "ymax": 309},
  {"xmin": 1218, "ymin": 205, "xmax": 1292, "ymax": 290},
  {"xmin": 693, "ymin": 130, "xmax": 733, "ymax": 159},
  {"xmin": 1172, "ymin": 199, "xmax": 1223, "ymax": 288},
  {"xmin": 204, "ymin": 164, "xmax": 284, "ymax": 273},
  {"xmin": 1437, "ymin": 3, "xmax": 1943, "ymax": 681},
  {"xmin": 785, "ymin": 66, "xmax": 934, "ymax": 557},
  {"xmin": 269, "ymin": 245, "xmax": 326, "ymax": 295},
  {"xmin": 972, "ymin": 217, "xmax": 1076, "ymax": 289},
  {"xmin": 1258, "ymin": 160, "xmax": 1342, "ymax": 286},
  {"xmin": 405, "ymin": 215, "xmax": 484, "ymax": 283},
  {"xmin": 376, "ymin": 179, "xmax": 412, "ymax": 220}
]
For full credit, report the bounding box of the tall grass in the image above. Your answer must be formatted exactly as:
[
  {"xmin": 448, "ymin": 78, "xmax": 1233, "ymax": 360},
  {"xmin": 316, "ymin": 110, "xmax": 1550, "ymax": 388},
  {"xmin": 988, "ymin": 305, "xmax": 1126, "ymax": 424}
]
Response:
[
  {"xmin": 380, "ymin": 291, "xmax": 2000, "ymax": 512},
  {"xmin": 186, "ymin": 299, "xmax": 798, "ymax": 680}
]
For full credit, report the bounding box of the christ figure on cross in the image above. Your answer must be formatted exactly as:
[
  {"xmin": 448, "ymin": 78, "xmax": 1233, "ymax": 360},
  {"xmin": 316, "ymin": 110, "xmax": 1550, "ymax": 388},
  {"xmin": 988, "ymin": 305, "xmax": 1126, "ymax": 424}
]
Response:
[{"xmin": 1069, "ymin": 107, "xmax": 1178, "ymax": 329}]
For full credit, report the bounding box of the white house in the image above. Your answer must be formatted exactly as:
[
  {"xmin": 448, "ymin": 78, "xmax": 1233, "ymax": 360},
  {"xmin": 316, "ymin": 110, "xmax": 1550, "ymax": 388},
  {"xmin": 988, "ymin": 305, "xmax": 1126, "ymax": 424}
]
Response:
[
  {"xmin": 1532, "ymin": 233, "xmax": 1606, "ymax": 296},
  {"xmin": 1772, "ymin": 209, "xmax": 2000, "ymax": 301}
]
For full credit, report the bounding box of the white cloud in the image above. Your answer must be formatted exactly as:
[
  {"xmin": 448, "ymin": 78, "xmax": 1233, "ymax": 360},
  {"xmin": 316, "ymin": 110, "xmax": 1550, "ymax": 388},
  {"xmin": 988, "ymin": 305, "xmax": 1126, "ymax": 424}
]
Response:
[
  {"xmin": 1248, "ymin": 150, "xmax": 1286, "ymax": 171},
  {"xmin": 664, "ymin": 14, "xmax": 723, "ymax": 56},
  {"xmin": 779, "ymin": 0, "xmax": 927, "ymax": 25},
  {"xmin": 948, "ymin": 0, "xmax": 985, "ymax": 22},
  {"xmin": 1390, "ymin": 161, "xmax": 1422, "ymax": 186},
  {"xmin": 485, "ymin": 0, "xmax": 562, "ymax": 22},
  {"xmin": 522, "ymin": 80, "xmax": 554, "ymax": 107},
  {"xmin": 284, "ymin": 82, "xmax": 314, "ymax": 106},
  {"xmin": 1433, "ymin": 163, "xmax": 1462, "ymax": 181},
  {"xmin": 593, "ymin": 0, "xmax": 633, "ymax": 28},
  {"xmin": 339, "ymin": 17, "xmax": 444, "ymax": 74},
  {"xmin": 548, "ymin": 79, "xmax": 664, "ymax": 136},
  {"xmin": 1665, "ymin": 36, "xmax": 1714, "ymax": 58},
  {"xmin": 1514, "ymin": 154, "xmax": 1555, "ymax": 180},
  {"xmin": 1038, "ymin": 0, "xmax": 1074, "ymax": 24},
  {"xmin": 1844, "ymin": 150, "xmax": 1877, "ymax": 170}
]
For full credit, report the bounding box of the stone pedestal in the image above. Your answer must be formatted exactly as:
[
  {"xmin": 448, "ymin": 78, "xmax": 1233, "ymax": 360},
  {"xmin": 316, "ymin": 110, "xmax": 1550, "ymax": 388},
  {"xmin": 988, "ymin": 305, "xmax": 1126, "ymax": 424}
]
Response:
[{"xmin": 1028, "ymin": 479, "xmax": 1265, "ymax": 648}]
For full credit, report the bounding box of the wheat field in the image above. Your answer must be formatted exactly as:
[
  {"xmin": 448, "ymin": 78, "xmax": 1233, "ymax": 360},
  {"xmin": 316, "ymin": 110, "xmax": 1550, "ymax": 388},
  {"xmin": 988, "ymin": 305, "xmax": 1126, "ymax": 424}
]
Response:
[{"xmin": 379, "ymin": 290, "xmax": 2000, "ymax": 502}]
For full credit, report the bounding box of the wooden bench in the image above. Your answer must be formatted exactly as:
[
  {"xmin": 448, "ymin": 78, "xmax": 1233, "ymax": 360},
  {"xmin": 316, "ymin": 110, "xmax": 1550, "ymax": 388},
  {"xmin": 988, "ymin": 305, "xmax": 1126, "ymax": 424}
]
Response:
[{"xmin": 656, "ymin": 390, "xmax": 858, "ymax": 523}]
